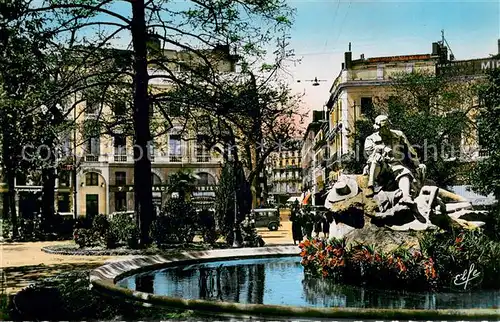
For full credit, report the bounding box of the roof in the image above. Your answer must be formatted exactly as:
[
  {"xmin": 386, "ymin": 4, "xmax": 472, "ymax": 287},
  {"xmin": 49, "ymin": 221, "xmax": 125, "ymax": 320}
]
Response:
[
  {"xmin": 303, "ymin": 121, "xmax": 323, "ymax": 141},
  {"xmin": 352, "ymin": 54, "xmax": 433, "ymax": 65}
]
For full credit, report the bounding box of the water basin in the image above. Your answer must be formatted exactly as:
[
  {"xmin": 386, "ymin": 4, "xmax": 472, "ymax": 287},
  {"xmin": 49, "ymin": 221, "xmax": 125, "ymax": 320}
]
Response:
[{"xmin": 116, "ymin": 256, "xmax": 500, "ymax": 310}]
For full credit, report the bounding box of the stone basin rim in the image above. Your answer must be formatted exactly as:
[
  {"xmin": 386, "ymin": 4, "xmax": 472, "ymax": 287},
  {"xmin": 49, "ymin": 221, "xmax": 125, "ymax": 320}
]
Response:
[{"xmin": 89, "ymin": 246, "xmax": 500, "ymax": 320}]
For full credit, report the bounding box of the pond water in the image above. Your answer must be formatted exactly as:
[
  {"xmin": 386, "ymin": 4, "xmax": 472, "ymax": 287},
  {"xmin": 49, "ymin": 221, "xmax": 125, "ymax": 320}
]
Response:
[{"xmin": 116, "ymin": 256, "xmax": 500, "ymax": 310}]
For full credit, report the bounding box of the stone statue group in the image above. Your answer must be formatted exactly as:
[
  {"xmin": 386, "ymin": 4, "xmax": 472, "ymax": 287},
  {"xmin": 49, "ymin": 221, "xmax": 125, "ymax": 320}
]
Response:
[{"xmin": 322, "ymin": 115, "xmax": 487, "ymax": 237}]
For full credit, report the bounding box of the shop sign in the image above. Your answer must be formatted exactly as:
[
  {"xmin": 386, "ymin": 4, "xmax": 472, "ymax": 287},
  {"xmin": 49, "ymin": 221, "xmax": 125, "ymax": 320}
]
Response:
[
  {"xmin": 437, "ymin": 58, "xmax": 500, "ymax": 76},
  {"xmin": 110, "ymin": 184, "xmax": 217, "ymax": 193}
]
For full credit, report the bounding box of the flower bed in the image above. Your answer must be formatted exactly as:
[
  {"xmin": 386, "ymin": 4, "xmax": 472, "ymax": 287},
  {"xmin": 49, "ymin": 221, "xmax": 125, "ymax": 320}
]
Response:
[{"xmin": 299, "ymin": 229, "xmax": 500, "ymax": 292}]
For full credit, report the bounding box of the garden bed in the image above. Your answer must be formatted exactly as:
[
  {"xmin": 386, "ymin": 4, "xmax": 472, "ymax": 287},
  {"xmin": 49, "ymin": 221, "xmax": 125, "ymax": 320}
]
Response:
[
  {"xmin": 41, "ymin": 242, "xmax": 230, "ymax": 256},
  {"xmin": 299, "ymin": 229, "xmax": 500, "ymax": 292}
]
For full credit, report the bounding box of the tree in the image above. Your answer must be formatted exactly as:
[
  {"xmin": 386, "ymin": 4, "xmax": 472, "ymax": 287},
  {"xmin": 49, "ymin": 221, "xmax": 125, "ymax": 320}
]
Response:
[
  {"xmin": 345, "ymin": 71, "xmax": 478, "ymax": 189},
  {"xmin": 166, "ymin": 170, "xmax": 198, "ymax": 202},
  {"xmin": 214, "ymin": 163, "xmax": 234, "ymax": 239},
  {"xmin": 20, "ymin": 0, "xmax": 294, "ymax": 246},
  {"xmin": 471, "ymin": 68, "xmax": 500, "ymax": 199},
  {"xmin": 0, "ymin": 0, "xmax": 57, "ymax": 236}
]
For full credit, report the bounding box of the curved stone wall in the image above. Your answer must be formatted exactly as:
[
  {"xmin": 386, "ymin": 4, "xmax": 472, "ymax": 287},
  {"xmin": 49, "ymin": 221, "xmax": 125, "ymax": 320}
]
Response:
[{"xmin": 90, "ymin": 246, "xmax": 500, "ymax": 320}]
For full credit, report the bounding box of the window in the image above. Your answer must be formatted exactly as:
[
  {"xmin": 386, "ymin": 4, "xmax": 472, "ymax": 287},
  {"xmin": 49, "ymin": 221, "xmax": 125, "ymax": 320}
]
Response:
[
  {"xmin": 113, "ymin": 101, "xmax": 126, "ymax": 116},
  {"xmin": 377, "ymin": 64, "xmax": 384, "ymax": 80},
  {"xmin": 57, "ymin": 192, "xmax": 70, "ymax": 212},
  {"xmin": 147, "ymin": 140, "xmax": 155, "ymax": 161},
  {"xmin": 86, "ymin": 173, "xmax": 99, "ymax": 186},
  {"xmin": 115, "ymin": 171, "xmax": 126, "ymax": 185},
  {"xmin": 151, "ymin": 173, "xmax": 161, "ymax": 185},
  {"xmin": 85, "ymin": 135, "xmax": 100, "ymax": 155},
  {"xmin": 360, "ymin": 97, "xmax": 373, "ymax": 115},
  {"xmin": 196, "ymin": 135, "xmax": 210, "ymax": 162},
  {"xmin": 196, "ymin": 173, "xmax": 215, "ymax": 186},
  {"xmin": 114, "ymin": 135, "xmax": 126, "ymax": 155},
  {"xmin": 59, "ymin": 171, "xmax": 70, "ymax": 187},
  {"xmin": 61, "ymin": 134, "xmax": 71, "ymax": 157},
  {"xmin": 169, "ymin": 134, "xmax": 181, "ymax": 161},
  {"xmin": 115, "ymin": 192, "xmax": 127, "ymax": 211}
]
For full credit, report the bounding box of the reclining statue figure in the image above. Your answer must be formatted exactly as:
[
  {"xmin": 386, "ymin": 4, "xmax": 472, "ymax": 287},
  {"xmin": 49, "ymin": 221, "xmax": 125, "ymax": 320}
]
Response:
[{"xmin": 363, "ymin": 115, "xmax": 426, "ymax": 205}]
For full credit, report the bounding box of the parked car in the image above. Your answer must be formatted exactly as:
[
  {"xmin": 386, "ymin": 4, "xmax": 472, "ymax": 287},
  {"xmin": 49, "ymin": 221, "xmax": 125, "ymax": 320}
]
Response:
[{"xmin": 250, "ymin": 208, "xmax": 281, "ymax": 231}]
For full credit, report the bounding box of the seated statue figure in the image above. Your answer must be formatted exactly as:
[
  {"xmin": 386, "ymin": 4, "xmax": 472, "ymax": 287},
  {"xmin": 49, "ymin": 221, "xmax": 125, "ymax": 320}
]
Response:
[{"xmin": 363, "ymin": 115, "xmax": 426, "ymax": 204}]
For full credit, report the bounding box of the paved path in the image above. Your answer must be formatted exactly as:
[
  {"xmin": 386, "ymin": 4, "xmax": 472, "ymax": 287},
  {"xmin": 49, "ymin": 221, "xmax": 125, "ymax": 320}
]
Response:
[{"xmin": 0, "ymin": 221, "xmax": 295, "ymax": 294}]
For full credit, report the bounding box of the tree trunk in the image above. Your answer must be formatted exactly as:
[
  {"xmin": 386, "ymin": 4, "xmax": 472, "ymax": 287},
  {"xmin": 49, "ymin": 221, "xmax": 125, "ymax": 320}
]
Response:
[
  {"xmin": 41, "ymin": 152, "xmax": 56, "ymax": 232},
  {"xmin": 131, "ymin": 0, "xmax": 153, "ymax": 246},
  {"xmin": 6, "ymin": 171, "xmax": 18, "ymax": 239},
  {"xmin": 3, "ymin": 191, "xmax": 9, "ymax": 219},
  {"xmin": 2, "ymin": 119, "xmax": 18, "ymax": 238}
]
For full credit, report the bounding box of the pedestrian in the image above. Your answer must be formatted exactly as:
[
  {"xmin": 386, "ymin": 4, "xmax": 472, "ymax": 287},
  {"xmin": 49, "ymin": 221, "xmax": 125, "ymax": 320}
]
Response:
[
  {"xmin": 323, "ymin": 211, "xmax": 334, "ymax": 239},
  {"xmin": 313, "ymin": 210, "xmax": 322, "ymax": 238},
  {"xmin": 302, "ymin": 205, "xmax": 314, "ymax": 239},
  {"xmin": 290, "ymin": 200, "xmax": 302, "ymax": 245}
]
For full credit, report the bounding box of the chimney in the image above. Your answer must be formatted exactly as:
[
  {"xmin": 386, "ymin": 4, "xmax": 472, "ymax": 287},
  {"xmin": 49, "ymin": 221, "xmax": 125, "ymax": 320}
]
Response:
[
  {"xmin": 497, "ymin": 39, "xmax": 500, "ymax": 55},
  {"xmin": 360, "ymin": 54, "xmax": 365, "ymax": 60},
  {"xmin": 344, "ymin": 51, "xmax": 352, "ymax": 69},
  {"xmin": 432, "ymin": 42, "xmax": 439, "ymax": 56}
]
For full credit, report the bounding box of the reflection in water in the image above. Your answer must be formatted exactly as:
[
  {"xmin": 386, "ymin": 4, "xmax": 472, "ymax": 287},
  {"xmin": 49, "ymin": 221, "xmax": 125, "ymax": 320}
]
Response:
[
  {"xmin": 135, "ymin": 274, "xmax": 154, "ymax": 294},
  {"xmin": 118, "ymin": 257, "xmax": 500, "ymax": 310}
]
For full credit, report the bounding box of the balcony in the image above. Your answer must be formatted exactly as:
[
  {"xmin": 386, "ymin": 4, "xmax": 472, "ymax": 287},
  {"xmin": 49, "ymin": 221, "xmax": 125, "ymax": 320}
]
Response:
[
  {"xmin": 196, "ymin": 155, "xmax": 211, "ymax": 162},
  {"xmin": 169, "ymin": 155, "xmax": 182, "ymax": 162},
  {"xmin": 114, "ymin": 155, "xmax": 127, "ymax": 162},
  {"xmin": 479, "ymin": 149, "xmax": 490, "ymax": 158},
  {"xmin": 85, "ymin": 155, "xmax": 99, "ymax": 162}
]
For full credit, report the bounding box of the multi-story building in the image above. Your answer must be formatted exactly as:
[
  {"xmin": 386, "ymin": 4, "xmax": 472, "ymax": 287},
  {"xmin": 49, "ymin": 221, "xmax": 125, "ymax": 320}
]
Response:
[
  {"xmin": 320, "ymin": 39, "xmax": 500, "ymax": 205},
  {"xmin": 4, "ymin": 43, "xmax": 237, "ymax": 219},
  {"xmin": 266, "ymin": 139, "xmax": 303, "ymax": 205},
  {"xmin": 324, "ymin": 45, "xmax": 438, "ymax": 185},
  {"xmin": 301, "ymin": 111, "xmax": 325, "ymax": 205}
]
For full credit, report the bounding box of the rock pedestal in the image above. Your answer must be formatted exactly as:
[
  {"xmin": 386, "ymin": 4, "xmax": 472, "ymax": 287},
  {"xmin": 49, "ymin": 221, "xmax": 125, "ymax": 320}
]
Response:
[{"xmin": 326, "ymin": 175, "xmax": 487, "ymax": 252}]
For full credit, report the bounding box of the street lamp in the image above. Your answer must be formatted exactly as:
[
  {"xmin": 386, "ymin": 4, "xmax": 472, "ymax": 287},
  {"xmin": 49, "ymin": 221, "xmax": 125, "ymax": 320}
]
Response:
[
  {"xmin": 229, "ymin": 154, "xmax": 242, "ymax": 248},
  {"xmin": 297, "ymin": 77, "xmax": 327, "ymax": 86}
]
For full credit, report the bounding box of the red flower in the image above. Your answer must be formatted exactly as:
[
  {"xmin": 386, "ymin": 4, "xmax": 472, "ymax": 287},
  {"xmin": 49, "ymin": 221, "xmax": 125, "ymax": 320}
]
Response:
[
  {"xmin": 455, "ymin": 237, "xmax": 463, "ymax": 244},
  {"xmin": 396, "ymin": 258, "xmax": 406, "ymax": 272}
]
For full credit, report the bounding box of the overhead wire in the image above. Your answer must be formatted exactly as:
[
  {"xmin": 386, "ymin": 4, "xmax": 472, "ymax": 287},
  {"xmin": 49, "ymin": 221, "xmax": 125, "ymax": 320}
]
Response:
[
  {"xmin": 322, "ymin": 0, "xmax": 342, "ymax": 52},
  {"xmin": 330, "ymin": 0, "xmax": 352, "ymax": 53}
]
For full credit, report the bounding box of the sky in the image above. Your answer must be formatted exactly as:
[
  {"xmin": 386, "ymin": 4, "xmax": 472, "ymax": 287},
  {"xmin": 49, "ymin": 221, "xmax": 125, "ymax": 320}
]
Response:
[
  {"xmin": 83, "ymin": 0, "xmax": 500, "ymax": 121},
  {"xmin": 286, "ymin": 0, "xmax": 500, "ymax": 118}
]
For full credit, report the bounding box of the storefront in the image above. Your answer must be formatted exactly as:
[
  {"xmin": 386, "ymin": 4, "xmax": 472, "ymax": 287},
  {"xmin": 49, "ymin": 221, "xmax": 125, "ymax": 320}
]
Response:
[
  {"xmin": 192, "ymin": 185, "xmax": 217, "ymax": 209},
  {"xmin": 109, "ymin": 184, "xmax": 169, "ymax": 213},
  {"xmin": 17, "ymin": 187, "xmax": 42, "ymax": 219}
]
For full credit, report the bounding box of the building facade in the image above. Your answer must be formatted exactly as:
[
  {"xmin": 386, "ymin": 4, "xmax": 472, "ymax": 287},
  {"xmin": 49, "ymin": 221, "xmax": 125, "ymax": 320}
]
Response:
[
  {"xmin": 312, "ymin": 40, "xmax": 500, "ymax": 200},
  {"xmin": 301, "ymin": 111, "xmax": 325, "ymax": 205},
  {"xmin": 266, "ymin": 140, "xmax": 303, "ymax": 205},
  {"xmin": 3, "ymin": 45, "xmax": 236, "ymax": 219}
]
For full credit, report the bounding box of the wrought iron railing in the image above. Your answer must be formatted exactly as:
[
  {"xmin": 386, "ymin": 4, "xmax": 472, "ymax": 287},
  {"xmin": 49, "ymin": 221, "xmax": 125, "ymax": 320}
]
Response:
[
  {"xmin": 85, "ymin": 155, "xmax": 99, "ymax": 162},
  {"xmin": 114, "ymin": 155, "xmax": 127, "ymax": 162}
]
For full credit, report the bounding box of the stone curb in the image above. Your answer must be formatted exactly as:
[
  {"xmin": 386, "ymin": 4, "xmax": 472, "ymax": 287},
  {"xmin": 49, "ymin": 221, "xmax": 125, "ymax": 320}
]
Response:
[
  {"xmin": 89, "ymin": 246, "xmax": 500, "ymax": 320},
  {"xmin": 41, "ymin": 243, "xmax": 295, "ymax": 256},
  {"xmin": 41, "ymin": 245, "xmax": 153, "ymax": 256}
]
